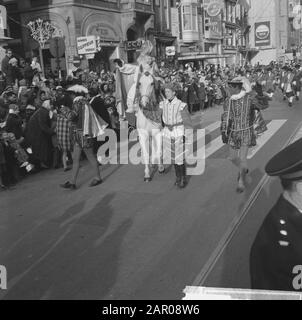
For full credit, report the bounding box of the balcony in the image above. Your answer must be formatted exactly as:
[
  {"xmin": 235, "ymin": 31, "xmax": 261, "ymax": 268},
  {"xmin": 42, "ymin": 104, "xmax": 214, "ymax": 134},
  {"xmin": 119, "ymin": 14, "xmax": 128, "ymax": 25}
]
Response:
[{"xmin": 120, "ymin": 0, "xmax": 154, "ymax": 14}]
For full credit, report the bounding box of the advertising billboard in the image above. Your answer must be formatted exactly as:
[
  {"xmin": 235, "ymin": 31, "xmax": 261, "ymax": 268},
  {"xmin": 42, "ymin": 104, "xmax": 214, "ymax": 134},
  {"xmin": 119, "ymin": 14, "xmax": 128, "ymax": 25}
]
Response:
[{"xmin": 255, "ymin": 21, "xmax": 271, "ymax": 47}]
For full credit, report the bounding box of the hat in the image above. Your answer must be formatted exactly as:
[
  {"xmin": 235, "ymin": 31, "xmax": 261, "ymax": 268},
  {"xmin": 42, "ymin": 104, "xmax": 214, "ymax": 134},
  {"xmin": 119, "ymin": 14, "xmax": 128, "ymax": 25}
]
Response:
[
  {"xmin": 228, "ymin": 78, "xmax": 243, "ymax": 86},
  {"xmin": 56, "ymin": 86, "xmax": 63, "ymax": 91},
  {"xmin": 66, "ymin": 84, "xmax": 88, "ymax": 94},
  {"xmin": 26, "ymin": 105, "xmax": 36, "ymax": 111},
  {"xmin": 265, "ymin": 138, "xmax": 302, "ymax": 181},
  {"xmin": 9, "ymin": 104, "xmax": 18, "ymax": 111},
  {"xmin": 163, "ymin": 82, "xmax": 180, "ymax": 92}
]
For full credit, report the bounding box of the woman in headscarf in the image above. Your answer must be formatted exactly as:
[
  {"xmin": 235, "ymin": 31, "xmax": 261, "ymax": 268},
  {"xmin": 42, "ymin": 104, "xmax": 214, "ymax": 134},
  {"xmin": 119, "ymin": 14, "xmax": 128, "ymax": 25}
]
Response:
[{"xmin": 6, "ymin": 58, "xmax": 21, "ymax": 87}]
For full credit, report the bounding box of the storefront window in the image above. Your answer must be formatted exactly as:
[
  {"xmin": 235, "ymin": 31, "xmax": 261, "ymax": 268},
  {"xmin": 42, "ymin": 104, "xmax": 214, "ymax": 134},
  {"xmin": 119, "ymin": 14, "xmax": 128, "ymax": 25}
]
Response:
[{"xmin": 182, "ymin": 4, "xmax": 198, "ymax": 31}]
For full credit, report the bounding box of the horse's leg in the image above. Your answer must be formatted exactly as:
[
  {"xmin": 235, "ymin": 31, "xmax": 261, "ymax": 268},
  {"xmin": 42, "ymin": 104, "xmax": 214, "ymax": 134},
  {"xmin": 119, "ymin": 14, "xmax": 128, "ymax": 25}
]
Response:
[{"xmin": 138, "ymin": 129, "xmax": 151, "ymax": 182}]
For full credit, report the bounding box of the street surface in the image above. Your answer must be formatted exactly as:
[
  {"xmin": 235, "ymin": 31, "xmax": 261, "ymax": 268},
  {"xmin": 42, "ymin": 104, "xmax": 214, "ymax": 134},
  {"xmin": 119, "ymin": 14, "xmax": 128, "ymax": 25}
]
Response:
[{"xmin": 1, "ymin": 92, "xmax": 302, "ymax": 300}]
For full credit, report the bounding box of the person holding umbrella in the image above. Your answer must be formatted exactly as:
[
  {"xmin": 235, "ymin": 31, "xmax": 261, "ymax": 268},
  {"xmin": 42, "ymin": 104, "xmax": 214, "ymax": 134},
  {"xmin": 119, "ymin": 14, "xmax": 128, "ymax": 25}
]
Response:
[{"xmin": 60, "ymin": 85, "xmax": 108, "ymax": 190}]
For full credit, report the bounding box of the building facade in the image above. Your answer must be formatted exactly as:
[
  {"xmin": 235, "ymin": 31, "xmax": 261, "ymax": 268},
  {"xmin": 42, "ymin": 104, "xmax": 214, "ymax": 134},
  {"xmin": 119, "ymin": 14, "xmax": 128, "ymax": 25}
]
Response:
[
  {"xmin": 248, "ymin": 0, "xmax": 302, "ymax": 65},
  {"xmin": 174, "ymin": 0, "xmax": 250, "ymax": 67},
  {"xmin": 3, "ymin": 0, "xmax": 302, "ymax": 73},
  {"xmin": 3, "ymin": 0, "xmax": 177, "ymax": 75}
]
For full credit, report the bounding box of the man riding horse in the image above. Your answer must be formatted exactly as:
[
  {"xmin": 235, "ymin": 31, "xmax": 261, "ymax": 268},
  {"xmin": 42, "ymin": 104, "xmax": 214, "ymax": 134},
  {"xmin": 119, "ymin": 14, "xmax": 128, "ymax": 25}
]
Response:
[{"xmin": 115, "ymin": 41, "xmax": 165, "ymax": 182}]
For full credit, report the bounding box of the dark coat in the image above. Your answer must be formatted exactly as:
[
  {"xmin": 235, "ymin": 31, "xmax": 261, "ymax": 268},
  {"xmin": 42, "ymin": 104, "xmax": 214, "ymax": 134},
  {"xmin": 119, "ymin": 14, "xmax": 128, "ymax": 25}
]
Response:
[
  {"xmin": 0, "ymin": 98, "xmax": 8, "ymax": 122},
  {"xmin": 1, "ymin": 56, "xmax": 10, "ymax": 76},
  {"xmin": 6, "ymin": 65, "xmax": 21, "ymax": 86},
  {"xmin": 187, "ymin": 83, "xmax": 199, "ymax": 105},
  {"xmin": 25, "ymin": 107, "xmax": 54, "ymax": 166},
  {"xmin": 23, "ymin": 65, "xmax": 34, "ymax": 84},
  {"xmin": 250, "ymin": 196, "xmax": 302, "ymax": 292},
  {"xmin": 196, "ymin": 84, "xmax": 206, "ymax": 101},
  {"xmin": 6, "ymin": 113, "xmax": 23, "ymax": 140}
]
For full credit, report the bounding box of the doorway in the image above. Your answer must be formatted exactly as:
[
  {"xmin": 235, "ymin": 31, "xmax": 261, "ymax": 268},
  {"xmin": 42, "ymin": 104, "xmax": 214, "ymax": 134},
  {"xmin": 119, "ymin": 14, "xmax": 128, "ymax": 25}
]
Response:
[{"xmin": 88, "ymin": 47, "xmax": 116, "ymax": 73}]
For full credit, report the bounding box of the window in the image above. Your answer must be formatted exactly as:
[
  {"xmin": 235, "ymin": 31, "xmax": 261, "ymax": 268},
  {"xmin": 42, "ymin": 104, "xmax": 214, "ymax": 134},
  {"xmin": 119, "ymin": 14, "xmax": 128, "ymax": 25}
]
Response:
[
  {"xmin": 182, "ymin": 3, "xmax": 198, "ymax": 31},
  {"xmin": 183, "ymin": 5, "xmax": 192, "ymax": 30}
]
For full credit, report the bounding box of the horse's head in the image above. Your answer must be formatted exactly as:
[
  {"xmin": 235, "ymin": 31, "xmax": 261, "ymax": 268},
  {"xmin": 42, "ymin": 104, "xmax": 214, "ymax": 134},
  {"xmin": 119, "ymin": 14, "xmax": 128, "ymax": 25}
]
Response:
[{"xmin": 138, "ymin": 67, "xmax": 156, "ymax": 108}]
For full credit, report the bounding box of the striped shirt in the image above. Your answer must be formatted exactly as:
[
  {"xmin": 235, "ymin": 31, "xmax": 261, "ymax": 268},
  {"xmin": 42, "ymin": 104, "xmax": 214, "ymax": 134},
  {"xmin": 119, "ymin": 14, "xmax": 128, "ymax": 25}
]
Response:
[{"xmin": 160, "ymin": 97, "xmax": 187, "ymax": 138}]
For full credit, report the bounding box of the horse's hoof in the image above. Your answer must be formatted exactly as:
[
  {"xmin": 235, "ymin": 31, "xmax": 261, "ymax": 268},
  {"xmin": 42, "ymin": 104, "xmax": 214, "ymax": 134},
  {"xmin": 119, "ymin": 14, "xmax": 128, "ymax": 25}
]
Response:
[
  {"xmin": 159, "ymin": 169, "xmax": 166, "ymax": 175},
  {"xmin": 144, "ymin": 177, "xmax": 152, "ymax": 183}
]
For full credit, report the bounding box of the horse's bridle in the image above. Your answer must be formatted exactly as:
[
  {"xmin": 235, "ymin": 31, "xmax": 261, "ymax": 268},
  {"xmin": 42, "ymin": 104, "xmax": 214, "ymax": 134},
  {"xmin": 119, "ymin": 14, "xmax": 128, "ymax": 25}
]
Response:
[{"xmin": 136, "ymin": 70, "xmax": 156, "ymax": 108}]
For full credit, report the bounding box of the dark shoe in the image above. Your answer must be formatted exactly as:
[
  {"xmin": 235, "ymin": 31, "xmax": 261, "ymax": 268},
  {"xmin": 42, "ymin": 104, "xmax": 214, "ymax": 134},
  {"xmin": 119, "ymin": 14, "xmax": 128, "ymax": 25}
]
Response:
[
  {"xmin": 289, "ymin": 102, "xmax": 293, "ymax": 107},
  {"xmin": 296, "ymin": 96, "xmax": 300, "ymax": 101},
  {"xmin": 179, "ymin": 164, "xmax": 187, "ymax": 189},
  {"xmin": 0, "ymin": 184, "xmax": 7, "ymax": 191},
  {"xmin": 60, "ymin": 181, "xmax": 76, "ymax": 190},
  {"xmin": 89, "ymin": 179, "xmax": 103, "ymax": 187},
  {"xmin": 174, "ymin": 165, "xmax": 181, "ymax": 187},
  {"xmin": 64, "ymin": 167, "xmax": 71, "ymax": 172}
]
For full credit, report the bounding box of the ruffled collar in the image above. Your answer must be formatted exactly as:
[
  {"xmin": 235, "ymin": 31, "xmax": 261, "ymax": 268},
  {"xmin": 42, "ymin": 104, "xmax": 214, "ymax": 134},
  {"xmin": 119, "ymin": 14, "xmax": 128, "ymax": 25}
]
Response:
[{"xmin": 230, "ymin": 90, "xmax": 247, "ymax": 101}]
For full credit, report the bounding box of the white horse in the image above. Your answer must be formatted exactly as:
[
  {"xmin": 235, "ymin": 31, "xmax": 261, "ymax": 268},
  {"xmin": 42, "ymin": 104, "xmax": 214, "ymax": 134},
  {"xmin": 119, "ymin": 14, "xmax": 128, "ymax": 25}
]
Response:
[{"xmin": 127, "ymin": 65, "xmax": 165, "ymax": 182}]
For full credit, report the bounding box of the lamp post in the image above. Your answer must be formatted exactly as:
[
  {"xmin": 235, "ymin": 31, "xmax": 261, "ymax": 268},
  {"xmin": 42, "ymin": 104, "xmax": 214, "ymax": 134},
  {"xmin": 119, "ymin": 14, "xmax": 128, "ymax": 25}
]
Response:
[{"xmin": 27, "ymin": 19, "xmax": 55, "ymax": 77}]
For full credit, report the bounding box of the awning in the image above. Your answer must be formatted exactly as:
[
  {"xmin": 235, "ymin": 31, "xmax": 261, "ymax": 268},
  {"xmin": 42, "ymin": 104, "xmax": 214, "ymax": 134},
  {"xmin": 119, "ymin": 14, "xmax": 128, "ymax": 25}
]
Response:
[
  {"xmin": 154, "ymin": 35, "xmax": 176, "ymax": 44},
  {"xmin": 239, "ymin": 47, "xmax": 259, "ymax": 53},
  {"xmin": 178, "ymin": 54, "xmax": 230, "ymax": 61},
  {"xmin": 0, "ymin": 36, "xmax": 13, "ymax": 41}
]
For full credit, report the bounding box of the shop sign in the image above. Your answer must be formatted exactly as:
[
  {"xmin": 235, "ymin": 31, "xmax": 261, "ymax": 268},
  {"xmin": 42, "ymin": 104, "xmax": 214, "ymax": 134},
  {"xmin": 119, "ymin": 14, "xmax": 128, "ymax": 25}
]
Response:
[
  {"xmin": 125, "ymin": 40, "xmax": 144, "ymax": 51},
  {"xmin": 86, "ymin": 54, "xmax": 95, "ymax": 60},
  {"xmin": 203, "ymin": 0, "xmax": 224, "ymax": 17},
  {"xmin": 73, "ymin": 56, "xmax": 81, "ymax": 68},
  {"xmin": 255, "ymin": 21, "xmax": 271, "ymax": 47},
  {"xmin": 204, "ymin": 11, "xmax": 222, "ymax": 39},
  {"xmin": 166, "ymin": 46, "xmax": 176, "ymax": 56},
  {"xmin": 77, "ymin": 36, "xmax": 97, "ymax": 55},
  {"xmin": 87, "ymin": 23, "xmax": 120, "ymax": 42}
]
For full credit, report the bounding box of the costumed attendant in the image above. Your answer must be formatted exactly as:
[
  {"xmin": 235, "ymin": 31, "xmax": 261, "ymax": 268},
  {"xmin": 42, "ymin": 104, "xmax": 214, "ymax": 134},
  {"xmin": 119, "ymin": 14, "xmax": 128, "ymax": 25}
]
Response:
[
  {"xmin": 250, "ymin": 138, "xmax": 302, "ymax": 292},
  {"xmin": 160, "ymin": 82, "xmax": 193, "ymax": 189},
  {"xmin": 284, "ymin": 67, "xmax": 295, "ymax": 107},
  {"xmin": 293, "ymin": 64, "xmax": 302, "ymax": 101},
  {"xmin": 280, "ymin": 66, "xmax": 288, "ymax": 101},
  {"xmin": 60, "ymin": 85, "xmax": 108, "ymax": 190},
  {"xmin": 221, "ymin": 78, "xmax": 267, "ymax": 193}
]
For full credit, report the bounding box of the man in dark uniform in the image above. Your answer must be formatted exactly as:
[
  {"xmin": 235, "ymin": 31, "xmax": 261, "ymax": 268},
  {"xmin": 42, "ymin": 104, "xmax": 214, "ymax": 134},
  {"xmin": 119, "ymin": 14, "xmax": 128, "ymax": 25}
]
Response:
[{"xmin": 250, "ymin": 138, "xmax": 302, "ymax": 292}]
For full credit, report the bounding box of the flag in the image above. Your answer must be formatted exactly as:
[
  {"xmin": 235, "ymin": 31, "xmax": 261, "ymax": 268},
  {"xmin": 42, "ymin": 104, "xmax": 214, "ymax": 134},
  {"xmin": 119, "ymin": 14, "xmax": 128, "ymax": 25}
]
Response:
[{"xmin": 237, "ymin": 0, "xmax": 250, "ymax": 11}]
